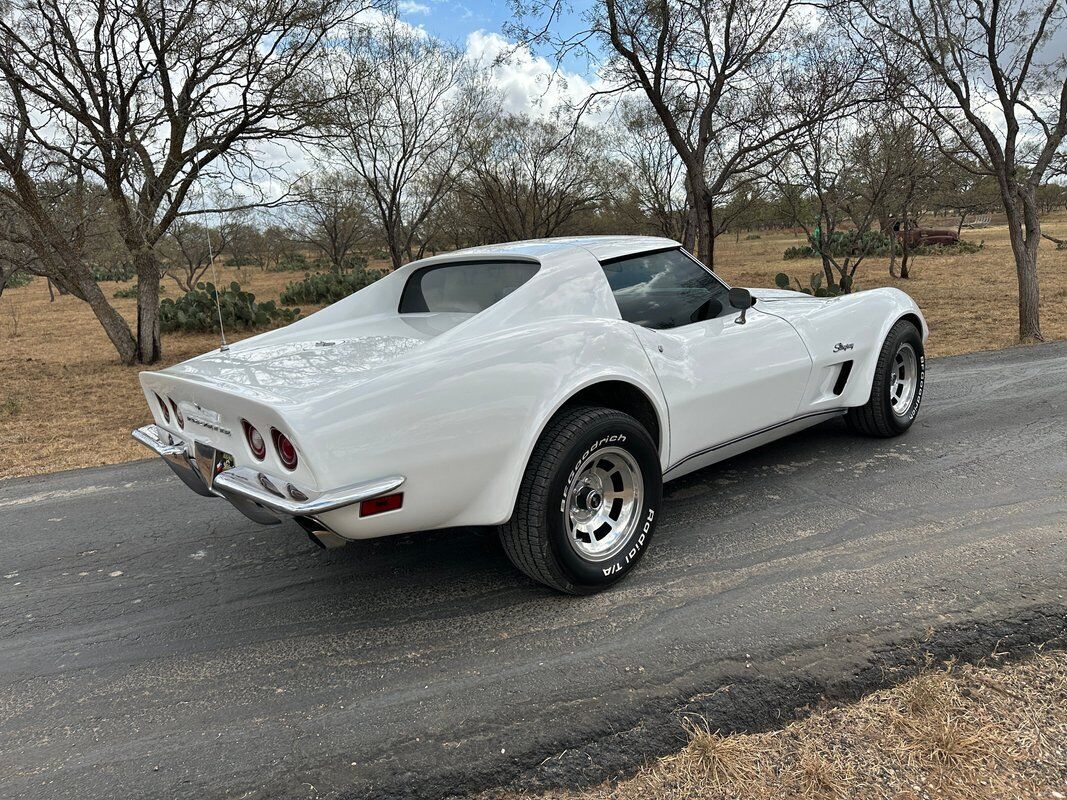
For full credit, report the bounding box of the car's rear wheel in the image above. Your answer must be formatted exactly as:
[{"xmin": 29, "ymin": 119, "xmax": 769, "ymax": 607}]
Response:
[
  {"xmin": 500, "ymin": 406, "xmax": 662, "ymax": 594},
  {"xmin": 847, "ymin": 319, "xmax": 925, "ymax": 437}
]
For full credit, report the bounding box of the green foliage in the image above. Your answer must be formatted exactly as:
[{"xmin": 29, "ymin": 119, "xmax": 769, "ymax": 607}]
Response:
[
  {"xmin": 340, "ymin": 254, "xmax": 369, "ymax": 271},
  {"xmin": 784, "ymin": 230, "xmax": 982, "ymax": 260},
  {"xmin": 777, "ymin": 271, "xmax": 854, "ymax": 297},
  {"xmin": 90, "ymin": 263, "xmax": 136, "ymax": 281},
  {"xmin": 4, "ymin": 270, "xmax": 33, "ymax": 288},
  {"xmin": 160, "ymin": 281, "xmax": 298, "ymax": 334},
  {"xmin": 783, "ymin": 230, "xmax": 894, "ymax": 261},
  {"xmin": 279, "ymin": 269, "xmax": 383, "ymax": 306},
  {"xmin": 911, "ymin": 239, "xmax": 983, "ymax": 256},
  {"xmin": 267, "ymin": 252, "xmax": 311, "ymax": 272},
  {"xmin": 782, "ymin": 244, "xmax": 816, "ymax": 260}
]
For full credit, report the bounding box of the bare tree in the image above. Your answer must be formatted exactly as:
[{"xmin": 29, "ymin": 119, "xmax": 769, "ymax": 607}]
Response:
[
  {"xmin": 842, "ymin": 0, "xmax": 1067, "ymax": 341},
  {"xmin": 290, "ymin": 172, "xmax": 372, "ymax": 272},
  {"xmin": 317, "ymin": 19, "xmax": 496, "ymax": 270},
  {"xmin": 160, "ymin": 219, "xmax": 232, "ymax": 293},
  {"xmin": 459, "ymin": 115, "xmax": 612, "ymax": 242},
  {"xmin": 0, "ymin": 0, "xmax": 370, "ymax": 364},
  {"xmin": 617, "ymin": 103, "xmax": 691, "ymax": 242},
  {"xmin": 773, "ymin": 114, "xmax": 895, "ymax": 291},
  {"xmin": 510, "ymin": 0, "xmax": 872, "ymax": 268}
]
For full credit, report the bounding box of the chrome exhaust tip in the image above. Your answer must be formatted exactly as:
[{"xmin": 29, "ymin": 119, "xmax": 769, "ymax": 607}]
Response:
[
  {"xmin": 294, "ymin": 516, "xmax": 348, "ymax": 549},
  {"xmin": 308, "ymin": 528, "xmax": 348, "ymax": 550}
]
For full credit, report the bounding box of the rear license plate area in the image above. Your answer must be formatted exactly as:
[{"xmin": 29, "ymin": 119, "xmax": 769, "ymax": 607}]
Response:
[{"xmin": 193, "ymin": 442, "xmax": 235, "ymax": 489}]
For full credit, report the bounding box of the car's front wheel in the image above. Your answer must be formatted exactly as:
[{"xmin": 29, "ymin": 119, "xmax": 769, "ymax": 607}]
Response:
[
  {"xmin": 500, "ymin": 406, "xmax": 662, "ymax": 594},
  {"xmin": 847, "ymin": 319, "xmax": 925, "ymax": 437}
]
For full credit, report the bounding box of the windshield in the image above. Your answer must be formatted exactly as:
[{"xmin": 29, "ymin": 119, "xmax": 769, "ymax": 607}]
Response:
[{"xmin": 399, "ymin": 261, "xmax": 539, "ymax": 314}]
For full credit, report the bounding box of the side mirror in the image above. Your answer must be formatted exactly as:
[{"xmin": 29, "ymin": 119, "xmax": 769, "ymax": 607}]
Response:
[{"xmin": 729, "ymin": 287, "xmax": 753, "ymax": 325}]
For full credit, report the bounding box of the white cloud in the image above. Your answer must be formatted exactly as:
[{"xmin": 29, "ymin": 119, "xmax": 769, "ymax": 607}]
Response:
[
  {"xmin": 464, "ymin": 30, "xmax": 611, "ymax": 121},
  {"xmin": 397, "ymin": 1, "xmax": 431, "ymax": 14}
]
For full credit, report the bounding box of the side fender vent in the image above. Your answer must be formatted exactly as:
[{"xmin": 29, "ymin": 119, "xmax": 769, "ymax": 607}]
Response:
[{"xmin": 833, "ymin": 360, "xmax": 854, "ymax": 395}]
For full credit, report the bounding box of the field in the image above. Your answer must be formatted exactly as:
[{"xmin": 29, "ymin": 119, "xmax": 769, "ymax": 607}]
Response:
[
  {"xmin": 1, "ymin": 218, "xmax": 1065, "ymax": 480},
  {"xmin": 516, "ymin": 648, "xmax": 1067, "ymax": 800}
]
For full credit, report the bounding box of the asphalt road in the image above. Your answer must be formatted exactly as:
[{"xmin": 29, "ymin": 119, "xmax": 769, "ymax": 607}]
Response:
[{"xmin": 2, "ymin": 342, "xmax": 1066, "ymax": 800}]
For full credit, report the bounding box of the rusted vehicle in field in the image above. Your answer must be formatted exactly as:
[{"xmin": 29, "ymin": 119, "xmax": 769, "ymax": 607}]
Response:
[{"xmin": 891, "ymin": 219, "xmax": 960, "ymax": 247}]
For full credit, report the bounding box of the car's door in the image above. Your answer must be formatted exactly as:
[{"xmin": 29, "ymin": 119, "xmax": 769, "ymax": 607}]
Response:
[{"xmin": 601, "ymin": 248, "xmax": 812, "ymax": 470}]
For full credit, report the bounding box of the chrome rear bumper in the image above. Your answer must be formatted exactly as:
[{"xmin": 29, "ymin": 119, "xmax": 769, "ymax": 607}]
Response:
[{"xmin": 132, "ymin": 424, "xmax": 404, "ymax": 526}]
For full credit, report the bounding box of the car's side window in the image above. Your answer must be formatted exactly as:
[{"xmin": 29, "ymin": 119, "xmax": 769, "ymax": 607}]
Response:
[{"xmin": 600, "ymin": 249, "xmax": 732, "ymax": 330}]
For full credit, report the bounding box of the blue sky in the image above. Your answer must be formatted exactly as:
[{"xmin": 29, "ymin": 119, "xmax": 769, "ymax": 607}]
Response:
[{"xmin": 396, "ymin": 0, "xmax": 597, "ymax": 77}]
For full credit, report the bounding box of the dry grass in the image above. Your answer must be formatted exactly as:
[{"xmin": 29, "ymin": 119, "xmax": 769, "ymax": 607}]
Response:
[
  {"xmin": 714, "ymin": 215, "xmax": 1067, "ymax": 358},
  {"xmin": 0, "ymin": 265, "xmax": 340, "ymax": 479},
  {"xmin": 516, "ymin": 649, "xmax": 1067, "ymax": 800},
  {"xmin": 1, "ymin": 217, "xmax": 1065, "ymax": 480}
]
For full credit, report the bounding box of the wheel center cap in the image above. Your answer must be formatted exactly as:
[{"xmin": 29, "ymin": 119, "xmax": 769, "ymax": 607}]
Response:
[{"xmin": 576, "ymin": 486, "xmax": 603, "ymax": 511}]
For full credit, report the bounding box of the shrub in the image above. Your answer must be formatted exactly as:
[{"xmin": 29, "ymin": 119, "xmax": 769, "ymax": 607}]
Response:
[
  {"xmin": 783, "ymin": 231, "xmax": 981, "ymax": 260},
  {"xmin": 744, "ymin": 233, "xmax": 762, "ymax": 241},
  {"xmin": 90, "ymin": 263, "xmax": 136, "ymax": 281},
  {"xmin": 911, "ymin": 239, "xmax": 983, "ymax": 256},
  {"xmin": 3, "ymin": 270, "xmax": 33, "ymax": 289},
  {"xmin": 160, "ymin": 281, "xmax": 298, "ymax": 334},
  {"xmin": 279, "ymin": 269, "xmax": 383, "ymax": 306},
  {"xmin": 783, "ymin": 244, "xmax": 816, "ymax": 260},
  {"xmin": 267, "ymin": 253, "xmax": 311, "ymax": 272},
  {"xmin": 340, "ymin": 254, "xmax": 369, "ymax": 272},
  {"xmin": 774, "ymin": 271, "xmax": 853, "ymax": 297},
  {"xmin": 783, "ymin": 230, "xmax": 893, "ymax": 260}
]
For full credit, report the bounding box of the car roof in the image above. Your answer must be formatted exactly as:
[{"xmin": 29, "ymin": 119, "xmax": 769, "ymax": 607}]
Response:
[{"xmin": 448, "ymin": 235, "xmax": 681, "ymax": 263}]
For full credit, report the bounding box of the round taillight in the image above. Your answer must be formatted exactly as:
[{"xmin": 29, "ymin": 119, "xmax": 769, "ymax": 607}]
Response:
[
  {"xmin": 154, "ymin": 392, "xmax": 170, "ymax": 423},
  {"xmin": 242, "ymin": 420, "xmax": 265, "ymax": 460},
  {"xmin": 272, "ymin": 428, "xmax": 298, "ymax": 471},
  {"xmin": 169, "ymin": 398, "xmax": 185, "ymax": 429}
]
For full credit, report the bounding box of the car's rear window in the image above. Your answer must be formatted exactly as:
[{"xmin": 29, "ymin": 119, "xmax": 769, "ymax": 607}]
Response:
[{"xmin": 399, "ymin": 261, "xmax": 539, "ymax": 314}]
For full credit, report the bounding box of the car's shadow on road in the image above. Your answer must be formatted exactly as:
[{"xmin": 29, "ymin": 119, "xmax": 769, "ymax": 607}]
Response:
[{"xmin": 279, "ymin": 418, "xmax": 864, "ymax": 601}]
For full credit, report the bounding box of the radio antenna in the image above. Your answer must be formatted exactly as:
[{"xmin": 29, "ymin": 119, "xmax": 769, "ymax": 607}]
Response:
[{"xmin": 206, "ymin": 222, "xmax": 229, "ymax": 352}]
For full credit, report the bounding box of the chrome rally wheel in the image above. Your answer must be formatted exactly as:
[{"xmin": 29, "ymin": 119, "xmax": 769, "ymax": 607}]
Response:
[
  {"xmin": 847, "ymin": 319, "xmax": 925, "ymax": 437},
  {"xmin": 889, "ymin": 342, "xmax": 919, "ymax": 418},
  {"xmin": 565, "ymin": 446, "xmax": 644, "ymax": 562},
  {"xmin": 499, "ymin": 406, "xmax": 662, "ymax": 594}
]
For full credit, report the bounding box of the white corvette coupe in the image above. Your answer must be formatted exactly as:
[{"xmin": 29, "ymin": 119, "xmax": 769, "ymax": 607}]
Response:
[{"xmin": 134, "ymin": 236, "xmax": 927, "ymax": 593}]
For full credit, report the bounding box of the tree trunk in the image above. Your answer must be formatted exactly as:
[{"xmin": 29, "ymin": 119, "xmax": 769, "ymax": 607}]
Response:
[
  {"xmin": 134, "ymin": 250, "xmax": 162, "ymax": 364},
  {"xmin": 80, "ymin": 274, "xmax": 138, "ymax": 364},
  {"xmin": 888, "ymin": 231, "xmax": 899, "ymax": 278},
  {"xmin": 820, "ymin": 254, "xmax": 835, "ymax": 288},
  {"xmin": 681, "ymin": 177, "xmax": 697, "ymax": 252},
  {"xmin": 1001, "ymin": 192, "xmax": 1043, "ymax": 342},
  {"xmin": 701, "ymin": 200, "xmax": 716, "ymax": 270}
]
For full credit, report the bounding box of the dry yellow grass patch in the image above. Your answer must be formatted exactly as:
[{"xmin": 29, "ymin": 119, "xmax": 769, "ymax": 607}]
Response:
[
  {"xmin": 1, "ymin": 217, "xmax": 1065, "ymax": 480},
  {"xmin": 0, "ymin": 265, "xmax": 338, "ymax": 479},
  {"xmin": 520, "ymin": 649, "xmax": 1067, "ymax": 800},
  {"xmin": 714, "ymin": 215, "xmax": 1067, "ymax": 358}
]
